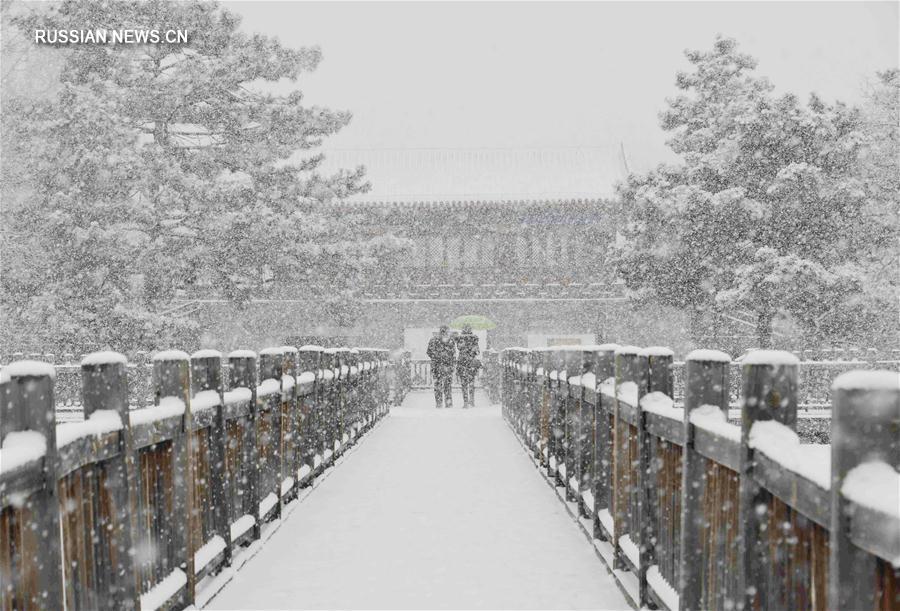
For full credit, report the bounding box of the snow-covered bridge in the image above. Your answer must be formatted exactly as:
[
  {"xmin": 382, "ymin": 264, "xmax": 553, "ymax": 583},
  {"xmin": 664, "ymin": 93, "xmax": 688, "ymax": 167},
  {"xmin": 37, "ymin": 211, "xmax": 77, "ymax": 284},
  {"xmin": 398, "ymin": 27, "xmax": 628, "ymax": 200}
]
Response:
[
  {"xmin": 205, "ymin": 390, "xmax": 628, "ymax": 609},
  {"xmin": 1, "ymin": 344, "xmax": 898, "ymax": 610}
]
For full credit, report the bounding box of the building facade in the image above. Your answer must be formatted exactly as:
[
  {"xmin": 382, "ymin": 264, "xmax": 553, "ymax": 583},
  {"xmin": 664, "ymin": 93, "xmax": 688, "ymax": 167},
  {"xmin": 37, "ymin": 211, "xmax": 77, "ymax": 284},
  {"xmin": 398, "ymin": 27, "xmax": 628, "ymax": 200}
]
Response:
[{"xmin": 183, "ymin": 199, "xmax": 695, "ymax": 354}]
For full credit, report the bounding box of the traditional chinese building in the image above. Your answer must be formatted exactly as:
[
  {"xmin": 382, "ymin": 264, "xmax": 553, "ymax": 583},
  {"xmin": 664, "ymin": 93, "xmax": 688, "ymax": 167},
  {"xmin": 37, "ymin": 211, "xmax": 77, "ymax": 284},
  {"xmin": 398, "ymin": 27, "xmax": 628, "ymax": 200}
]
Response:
[{"xmin": 186, "ymin": 198, "xmax": 693, "ymax": 354}]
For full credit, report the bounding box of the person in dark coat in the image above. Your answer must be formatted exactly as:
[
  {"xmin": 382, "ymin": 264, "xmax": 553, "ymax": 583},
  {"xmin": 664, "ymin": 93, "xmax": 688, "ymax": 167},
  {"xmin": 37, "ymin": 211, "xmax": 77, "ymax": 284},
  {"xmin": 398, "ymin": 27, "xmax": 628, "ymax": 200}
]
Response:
[
  {"xmin": 455, "ymin": 325, "xmax": 481, "ymax": 408},
  {"xmin": 426, "ymin": 325, "xmax": 456, "ymax": 408}
]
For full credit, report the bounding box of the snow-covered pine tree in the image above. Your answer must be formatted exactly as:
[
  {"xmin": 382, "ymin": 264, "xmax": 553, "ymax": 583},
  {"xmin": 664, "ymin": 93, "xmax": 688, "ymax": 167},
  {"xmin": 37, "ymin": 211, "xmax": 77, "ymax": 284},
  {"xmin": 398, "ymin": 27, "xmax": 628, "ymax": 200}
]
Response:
[
  {"xmin": 611, "ymin": 37, "xmax": 873, "ymax": 348},
  {"xmin": 851, "ymin": 70, "xmax": 900, "ymax": 343},
  {"xmin": 3, "ymin": 0, "xmax": 395, "ymax": 353}
]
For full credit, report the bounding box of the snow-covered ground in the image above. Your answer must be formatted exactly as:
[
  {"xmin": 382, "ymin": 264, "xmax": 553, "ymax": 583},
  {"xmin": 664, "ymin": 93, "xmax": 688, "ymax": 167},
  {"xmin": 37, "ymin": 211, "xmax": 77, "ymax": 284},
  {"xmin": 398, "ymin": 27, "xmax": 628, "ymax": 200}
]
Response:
[{"xmin": 206, "ymin": 390, "xmax": 629, "ymax": 610}]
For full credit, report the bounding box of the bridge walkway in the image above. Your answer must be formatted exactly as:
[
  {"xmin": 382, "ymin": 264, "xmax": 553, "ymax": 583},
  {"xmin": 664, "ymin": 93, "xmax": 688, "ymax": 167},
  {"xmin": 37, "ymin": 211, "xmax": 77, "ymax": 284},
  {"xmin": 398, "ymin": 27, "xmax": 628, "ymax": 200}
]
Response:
[{"xmin": 206, "ymin": 389, "xmax": 629, "ymax": 609}]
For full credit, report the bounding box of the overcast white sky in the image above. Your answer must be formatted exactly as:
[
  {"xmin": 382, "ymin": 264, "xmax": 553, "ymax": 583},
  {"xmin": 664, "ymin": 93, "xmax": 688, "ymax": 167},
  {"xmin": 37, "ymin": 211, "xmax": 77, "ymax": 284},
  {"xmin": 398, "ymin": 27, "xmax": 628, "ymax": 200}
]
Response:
[{"xmin": 228, "ymin": 1, "xmax": 899, "ymax": 200}]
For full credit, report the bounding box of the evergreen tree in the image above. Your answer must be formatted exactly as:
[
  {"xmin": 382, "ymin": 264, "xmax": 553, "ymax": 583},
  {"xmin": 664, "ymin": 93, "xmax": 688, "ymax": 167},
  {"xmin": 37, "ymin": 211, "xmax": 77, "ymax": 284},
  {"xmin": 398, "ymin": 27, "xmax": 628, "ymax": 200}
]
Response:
[
  {"xmin": 612, "ymin": 37, "xmax": 871, "ymax": 347},
  {"xmin": 3, "ymin": 0, "xmax": 385, "ymax": 353}
]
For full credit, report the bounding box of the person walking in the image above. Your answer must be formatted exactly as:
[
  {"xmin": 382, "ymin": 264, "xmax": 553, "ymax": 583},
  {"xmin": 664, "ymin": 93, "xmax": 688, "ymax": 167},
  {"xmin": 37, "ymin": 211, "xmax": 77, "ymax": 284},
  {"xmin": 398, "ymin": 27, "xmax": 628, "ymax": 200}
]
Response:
[
  {"xmin": 426, "ymin": 325, "xmax": 456, "ymax": 408},
  {"xmin": 455, "ymin": 325, "xmax": 481, "ymax": 408}
]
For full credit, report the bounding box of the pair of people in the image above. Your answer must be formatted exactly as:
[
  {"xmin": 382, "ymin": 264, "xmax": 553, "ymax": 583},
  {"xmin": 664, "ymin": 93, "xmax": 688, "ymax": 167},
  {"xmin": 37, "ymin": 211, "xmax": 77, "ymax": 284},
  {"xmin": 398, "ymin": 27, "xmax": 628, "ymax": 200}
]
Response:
[{"xmin": 426, "ymin": 325, "xmax": 481, "ymax": 408}]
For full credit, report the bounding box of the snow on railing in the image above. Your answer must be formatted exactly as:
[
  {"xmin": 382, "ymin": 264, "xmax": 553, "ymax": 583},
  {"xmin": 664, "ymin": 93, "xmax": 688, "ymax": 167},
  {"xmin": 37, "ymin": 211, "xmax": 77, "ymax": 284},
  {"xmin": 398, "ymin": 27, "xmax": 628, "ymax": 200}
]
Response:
[
  {"xmin": 494, "ymin": 345, "xmax": 900, "ymax": 610},
  {"xmin": 0, "ymin": 345, "xmax": 394, "ymax": 610}
]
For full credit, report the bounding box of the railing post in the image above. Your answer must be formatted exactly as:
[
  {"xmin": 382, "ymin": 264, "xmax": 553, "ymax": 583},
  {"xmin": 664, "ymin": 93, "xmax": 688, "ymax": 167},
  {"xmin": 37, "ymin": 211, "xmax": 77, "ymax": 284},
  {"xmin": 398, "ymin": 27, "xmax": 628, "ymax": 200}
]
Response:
[
  {"xmin": 337, "ymin": 348, "xmax": 350, "ymax": 455},
  {"xmin": 636, "ymin": 347, "xmax": 674, "ymax": 607},
  {"xmin": 190, "ymin": 350, "xmax": 230, "ymax": 567},
  {"xmin": 678, "ymin": 349, "xmax": 731, "ymax": 611},
  {"xmin": 282, "ymin": 346, "xmax": 300, "ymax": 494},
  {"xmin": 259, "ymin": 347, "xmax": 285, "ymax": 520},
  {"xmin": 592, "ymin": 343, "xmax": 618, "ymax": 540},
  {"xmin": 499, "ymin": 350, "xmax": 507, "ymax": 419},
  {"xmin": 547, "ymin": 349, "xmax": 566, "ymax": 486},
  {"xmin": 323, "ymin": 348, "xmax": 338, "ymax": 463},
  {"xmin": 298, "ymin": 346, "xmax": 322, "ymax": 475},
  {"xmin": 563, "ymin": 349, "xmax": 582, "ymax": 502},
  {"xmin": 577, "ymin": 348, "xmax": 596, "ymax": 518},
  {"xmin": 529, "ymin": 349, "xmax": 542, "ymax": 459},
  {"xmin": 151, "ymin": 350, "xmax": 195, "ymax": 605},
  {"xmin": 612, "ymin": 345, "xmax": 641, "ymax": 571},
  {"xmin": 536, "ymin": 349, "xmax": 551, "ymax": 465},
  {"xmin": 319, "ymin": 350, "xmax": 331, "ymax": 467},
  {"xmin": 349, "ymin": 348, "xmax": 361, "ymax": 443},
  {"xmin": 502, "ymin": 350, "xmax": 510, "ymax": 423},
  {"xmin": 517, "ymin": 349, "xmax": 526, "ymax": 437},
  {"xmin": 3, "ymin": 361, "xmax": 63, "ymax": 609},
  {"xmin": 81, "ymin": 352, "xmax": 140, "ymax": 609},
  {"xmin": 738, "ymin": 350, "xmax": 799, "ymax": 611},
  {"xmin": 228, "ymin": 350, "xmax": 260, "ymax": 540},
  {"xmin": 828, "ymin": 370, "xmax": 900, "ymax": 608}
]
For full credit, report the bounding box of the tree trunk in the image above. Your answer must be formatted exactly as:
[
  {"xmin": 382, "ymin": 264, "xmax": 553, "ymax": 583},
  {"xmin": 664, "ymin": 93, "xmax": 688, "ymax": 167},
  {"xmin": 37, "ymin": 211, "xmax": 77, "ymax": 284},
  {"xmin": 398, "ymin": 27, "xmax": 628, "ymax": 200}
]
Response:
[{"xmin": 756, "ymin": 310, "xmax": 774, "ymax": 348}]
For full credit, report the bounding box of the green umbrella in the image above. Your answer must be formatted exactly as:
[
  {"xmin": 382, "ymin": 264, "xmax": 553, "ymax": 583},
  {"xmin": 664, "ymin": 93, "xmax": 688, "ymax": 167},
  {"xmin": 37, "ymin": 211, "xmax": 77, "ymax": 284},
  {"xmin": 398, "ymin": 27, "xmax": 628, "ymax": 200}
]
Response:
[{"xmin": 449, "ymin": 315, "xmax": 496, "ymax": 330}]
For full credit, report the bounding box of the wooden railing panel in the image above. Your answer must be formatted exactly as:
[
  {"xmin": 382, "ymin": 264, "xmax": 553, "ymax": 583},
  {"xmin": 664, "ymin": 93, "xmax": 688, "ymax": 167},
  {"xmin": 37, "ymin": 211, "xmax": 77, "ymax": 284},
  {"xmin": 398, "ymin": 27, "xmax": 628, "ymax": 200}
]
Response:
[
  {"xmin": 1, "ymin": 504, "xmax": 39, "ymax": 610},
  {"xmin": 649, "ymin": 436, "xmax": 682, "ymax": 592},
  {"xmin": 135, "ymin": 442, "xmax": 176, "ymax": 594},
  {"xmin": 760, "ymin": 491, "xmax": 829, "ymax": 610},
  {"xmin": 699, "ymin": 458, "xmax": 740, "ymax": 610}
]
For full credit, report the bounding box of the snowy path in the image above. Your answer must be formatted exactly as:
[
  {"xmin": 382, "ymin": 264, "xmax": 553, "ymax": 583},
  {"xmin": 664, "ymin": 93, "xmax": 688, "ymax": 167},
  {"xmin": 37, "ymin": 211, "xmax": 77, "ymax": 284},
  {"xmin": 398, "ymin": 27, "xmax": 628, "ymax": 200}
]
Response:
[{"xmin": 206, "ymin": 390, "xmax": 629, "ymax": 610}]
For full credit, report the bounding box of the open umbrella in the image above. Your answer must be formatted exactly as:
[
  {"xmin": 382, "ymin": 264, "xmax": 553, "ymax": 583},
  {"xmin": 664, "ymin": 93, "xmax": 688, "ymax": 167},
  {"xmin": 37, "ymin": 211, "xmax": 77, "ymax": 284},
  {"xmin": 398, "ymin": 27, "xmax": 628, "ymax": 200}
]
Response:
[{"xmin": 449, "ymin": 315, "xmax": 496, "ymax": 330}]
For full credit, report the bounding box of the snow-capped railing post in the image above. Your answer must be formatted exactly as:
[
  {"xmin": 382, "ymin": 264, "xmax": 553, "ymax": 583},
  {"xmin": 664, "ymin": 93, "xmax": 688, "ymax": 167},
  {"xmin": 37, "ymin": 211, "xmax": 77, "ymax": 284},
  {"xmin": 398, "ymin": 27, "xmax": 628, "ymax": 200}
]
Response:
[
  {"xmin": 357, "ymin": 349, "xmax": 368, "ymax": 433},
  {"xmin": 635, "ymin": 347, "xmax": 674, "ymax": 607},
  {"xmin": 510, "ymin": 349, "xmax": 521, "ymax": 432},
  {"xmin": 346, "ymin": 348, "xmax": 359, "ymax": 445},
  {"xmin": 591, "ymin": 344, "xmax": 617, "ymax": 541},
  {"xmin": 229, "ymin": 351, "xmax": 261, "ymax": 541},
  {"xmin": 298, "ymin": 346, "xmax": 322, "ymax": 473},
  {"xmin": 502, "ymin": 349, "xmax": 512, "ymax": 422},
  {"xmin": 321, "ymin": 349, "xmax": 336, "ymax": 463},
  {"xmin": 331, "ymin": 348, "xmax": 341, "ymax": 439},
  {"xmin": 259, "ymin": 347, "xmax": 285, "ymax": 520},
  {"xmin": 81, "ymin": 352, "xmax": 141, "ymax": 609},
  {"xmin": 282, "ymin": 347, "xmax": 301, "ymax": 494},
  {"xmin": 380, "ymin": 350, "xmax": 392, "ymax": 415},
  {"xmin": 518, "ymin": 350, "xmax": 527, "ymax": 436},
  {"xmin": 2, "ymin": 361, "xmax": 64, "ymax": 609},
  {"xmin": 530, "ymin": 349, "xmax": 543, "ymax": 460},
  {"xmin": 506, "ymin": 349, "xmax": 517, "ymax": 427},
  {"xmin": 519, "ymin": 349, "xmax": 528, "ymax": 433},
  {"xmin": 502, "ymin": 350, "xmax": 511, "ymax": 418},
  {"xmin": 0, "ymin": 369, "xmax": 7, "ymax": 441},
  {"xmin": 190, "ymin": 350, "xmax": 231, "ymax": 568},
  {"xmin": 678, "ymin": 349, "xmax": 731, "ymax": 611},
  {"xmin": 336, "ymin": 348, "xmax": 350, "ymax": 455},
  {"xmin": 612, "ymin": 345, "xmax": 641, "ymax": 572},
  {"xmin": 576, "ymin": 348, "xmax": 596, "ymax": 518},
  {"xmin": 737, "ymin": 350, "xmax": 799, "ymax": 611},
  {"xmin": 563, "ymin": 349, "xmax": 583, "ymax": 502},
  {"xmin": 152, "ymin": 350, "xmax": 196, "ymax": 605},
  {"xmin": 525, "ymin": 348, "xmax": 535, "ymax": 443},
  {"xmin": 501, "ymin": 350, "xmax": 509, "ymax": 418},
  {"xmin": 548, "ymin": 348, "xmax": 565, "ymax": 483},
  {"xmin": 370, "ymin": 351, "xmax": 381, "ymax": 420},
  {"xmin": 533, "ymin": 349, "xmax": 548, "ymax": 465},
  {"xmin": 828, "ymin": 370, "xmax": 900, "ymax": 609},
  {"xmin": 513, "ymin": 349, "xmax": 524, "ymax": 433}
]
